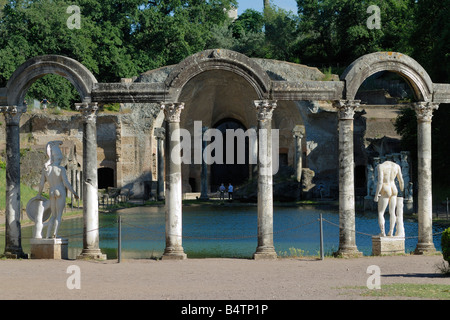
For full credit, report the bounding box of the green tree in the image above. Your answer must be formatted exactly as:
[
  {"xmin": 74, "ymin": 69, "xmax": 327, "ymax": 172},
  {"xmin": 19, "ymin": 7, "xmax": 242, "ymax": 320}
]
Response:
[
  {"xmin": 296, "ymin": 0, "xmax": 415, "ymax": 67},
  {"xmin": 0, "ymin": 0, "xmax": 101, "ymax": 108},
  {"xmin": 207, "ymin": 5, "xmax": 300, "ymax": 62},
  {"xmin": 0, "ymin": 0, "xmax": 237, "ymax": 109},
  {"xmin": 264, "ymin": 5, "xmax": 300, "ymax": 61},
  {"xmin": 131, "ymin": 0, "xmax": 237, "ymax": 72},
  {"xmin": 411, "ymin": 0, "xmax": 450, "ymax": 83}
]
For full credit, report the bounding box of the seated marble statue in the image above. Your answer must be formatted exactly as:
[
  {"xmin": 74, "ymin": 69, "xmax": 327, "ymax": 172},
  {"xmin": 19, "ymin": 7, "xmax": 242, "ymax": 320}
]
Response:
[
  {"xmin": 36, "ymin": 141, "xmax": 79, "ymax": 238},
  {"xmin": 374, "ymin": 160, "xmax": 405, "ymax": 237}
]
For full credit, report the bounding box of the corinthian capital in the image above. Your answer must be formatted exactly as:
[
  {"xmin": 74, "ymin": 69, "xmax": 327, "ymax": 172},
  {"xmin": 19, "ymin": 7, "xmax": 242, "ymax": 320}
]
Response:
[
  {"xmin": 1, "ymin": 105, "xmax": 27, "ymax": 125},
  {"xmin": 333, "ymin": 100, "xmax": 360, "ymax": 120},
  {"xmin": 254, "ymin": 100, "xmax": 277, "ymax": 121},
  {"xmin": 161, "ymin": 102, "xmax": 184, "ymax": 123},
  {"xmin": 292, "ymin": 125, "xmax": 305, "ymax": 139},
  {"xmin": 76, "ymin": 102, "xmax": 99, "ymax": 123},
  {"xmin": 414, "ymin": 102, "xmax": 439, "ymax": 122}
]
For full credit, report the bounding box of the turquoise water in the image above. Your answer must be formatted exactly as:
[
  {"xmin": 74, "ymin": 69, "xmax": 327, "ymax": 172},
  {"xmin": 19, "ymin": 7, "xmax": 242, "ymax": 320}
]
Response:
[{"xmin": 11, "ymin": 205, "xmax": 446, "ymax": 259}]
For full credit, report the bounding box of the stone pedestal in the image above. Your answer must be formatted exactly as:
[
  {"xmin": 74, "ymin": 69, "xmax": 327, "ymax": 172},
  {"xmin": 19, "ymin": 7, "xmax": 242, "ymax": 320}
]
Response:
[
  {"xmin": 372, "ymin": 236, "xmax": 405, "ymax": 256},
  {"xmin": 30, "ymin": 238, "xmax": 68, "ymax": 259}
]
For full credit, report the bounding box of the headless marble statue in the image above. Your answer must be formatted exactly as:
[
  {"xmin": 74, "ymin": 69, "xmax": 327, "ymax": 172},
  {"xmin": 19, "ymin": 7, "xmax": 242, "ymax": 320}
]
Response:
[
  {"xmin": 374, "ymin": 161, "xmax": 405, "ymax": 237},
  {"xmin": 36, "ymin": 141, "xmax": 79, "ymax": 238}
]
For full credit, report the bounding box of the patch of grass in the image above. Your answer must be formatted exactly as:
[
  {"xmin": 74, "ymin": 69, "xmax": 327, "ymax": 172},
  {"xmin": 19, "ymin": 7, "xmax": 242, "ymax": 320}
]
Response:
[
  {"xmin": 321, "ymin": 67, "xmax": 334, "ymax": 81},
  {"xmin": 103, "ymin": 103, "xmax": 121, "ymax": 112},
  {"xmin": 278, "ymin": 247, "xmax": 307, "ymax": 258},
  {"xmin": 358, "ymin": 284, "xmax": 450, "ymax": 300},
  {"xmin": 0, "ymin": 168, "xmax": 40, "ymax": 211}
]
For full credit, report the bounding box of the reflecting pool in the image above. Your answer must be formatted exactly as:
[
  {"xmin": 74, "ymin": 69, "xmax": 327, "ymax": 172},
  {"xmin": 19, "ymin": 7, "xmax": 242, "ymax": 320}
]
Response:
[{"xmin": 14, "ymin": 205, "xmax": 446, "ymax": 259}]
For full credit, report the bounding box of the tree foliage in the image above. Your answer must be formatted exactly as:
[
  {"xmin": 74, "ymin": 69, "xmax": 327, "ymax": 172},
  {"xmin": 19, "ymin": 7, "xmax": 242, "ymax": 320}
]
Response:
[
  {"xmin": 0, "ymin": 0, "xmax": 237, "ymax": 108},
  {"xmin": 0, "ymin": 0, "xmax": 449, "ymax": 191},
  {"xmin": 295, "ymin": 0, "xmax": 416, "ymax": 67}
]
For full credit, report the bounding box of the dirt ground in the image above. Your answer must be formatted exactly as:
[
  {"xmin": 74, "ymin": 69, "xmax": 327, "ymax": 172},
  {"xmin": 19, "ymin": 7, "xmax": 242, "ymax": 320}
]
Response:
[{"xmin": 0, "ymin": 255, "xmax": 448, "ymax": 301}]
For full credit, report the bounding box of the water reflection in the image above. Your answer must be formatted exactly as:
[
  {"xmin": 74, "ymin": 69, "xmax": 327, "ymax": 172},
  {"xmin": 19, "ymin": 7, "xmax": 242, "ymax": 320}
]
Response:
[{"xmin": 11, "ymin": 205, "xmax": 445, "ymax": 259}]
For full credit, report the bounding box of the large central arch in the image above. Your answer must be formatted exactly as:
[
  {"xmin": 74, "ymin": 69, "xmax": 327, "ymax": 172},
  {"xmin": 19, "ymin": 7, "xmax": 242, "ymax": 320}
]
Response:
[{"xmin": 165, "ymin": 49, "xmax": 272, "ymax": 102}]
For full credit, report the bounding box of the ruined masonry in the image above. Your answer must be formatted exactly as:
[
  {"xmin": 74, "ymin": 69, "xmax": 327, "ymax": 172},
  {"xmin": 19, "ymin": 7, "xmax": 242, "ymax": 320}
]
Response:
[{"xmin": 1, "ymin": 50, "xmax": 449, "ymax": 259}]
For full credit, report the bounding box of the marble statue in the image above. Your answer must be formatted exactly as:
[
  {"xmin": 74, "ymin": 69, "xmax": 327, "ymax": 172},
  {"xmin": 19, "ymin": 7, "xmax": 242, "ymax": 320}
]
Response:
[
  {"xmin": 400, "ymin": 151, "xmax": 412, "ymax": 201},
  {"xmin": 366, "ymin": 164, "xmax": 375, "ymax": 198},
  {"xmin": 26, "ymin": 195, "xmax": 51, "ymax": 239},
  {"xmin": 374, "ymin": 160, "xmax": 405, "ymax": 237},
  {"xmin": 33, "ymin": 141, "xmax": 79, "ymax": 238}
]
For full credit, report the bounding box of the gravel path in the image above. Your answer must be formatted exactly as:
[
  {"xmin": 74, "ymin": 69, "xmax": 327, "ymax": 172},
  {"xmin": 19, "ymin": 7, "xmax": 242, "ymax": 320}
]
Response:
[{"xmin": 0, "ymin": 255, "xmax": 448, "ymax": 300}]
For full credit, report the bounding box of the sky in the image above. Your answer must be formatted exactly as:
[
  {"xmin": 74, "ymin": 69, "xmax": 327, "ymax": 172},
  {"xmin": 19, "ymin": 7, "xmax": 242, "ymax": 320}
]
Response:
[{"xmin": 236, "ymin": 0, "xmax": 298, "ymax": 14}]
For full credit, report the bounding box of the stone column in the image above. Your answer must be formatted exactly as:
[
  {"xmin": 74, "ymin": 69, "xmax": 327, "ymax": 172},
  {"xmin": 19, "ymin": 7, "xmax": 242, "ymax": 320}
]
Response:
[
  {"xmin": 161, "ymin": 102, "xmax": 187, "ymax": 260},
  {"xmin": 155, "ymin": 127, "xmax": 165, "ymax": 201},
  {"xmin": 76, "ymin": 102, "xmax": 106, "ymax": 260},
  {"xmin": 414, "ymin": 102, "xmax": 438, "ymax": 254},
  {"xmin": 292, "ymin": 125, "xmax": 305, "ymax": 183},
  {"xmin": 249, "ymin": 125, "xmax": 258, "ymax": 180},
  {"xmin": 200, "ymin": 126, "xmax": 209, "ymax": 200},
  {"xmin": 333, "ymin": 100, "xmax": 362, "ymax": 257},
  {"xmin": 2, "ymin": 106, "xmax": 27, "ymax": 258},
  {"xmin": 253, "ymin": 100, "xmax": 277, "ymax": 260}
]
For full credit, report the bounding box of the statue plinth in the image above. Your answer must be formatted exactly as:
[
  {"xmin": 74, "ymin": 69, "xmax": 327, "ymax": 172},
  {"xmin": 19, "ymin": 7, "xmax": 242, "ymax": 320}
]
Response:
[
  {"xmin": 30, "ymin": 238, "xmax": 68, "ymax": 259},
  {"xmin": 372, "ymin": 236, "xmax": 405, "ymax": 256}
]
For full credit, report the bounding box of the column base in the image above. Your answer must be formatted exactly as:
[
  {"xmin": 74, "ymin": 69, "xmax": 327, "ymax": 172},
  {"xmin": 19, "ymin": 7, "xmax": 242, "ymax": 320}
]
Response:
[
  {"xmin": 372, "ymin": 236, "xmax": 405, "ymax": 256},
  {"xmin": 253, "ymin": 246, "xmax": 277, "ymax": 260},
  {"xmin": 335, "ymin": 246, "xmax": 363, "ymax": 258},
  {"xmin": 162, "ymin": 247, "xmax": 187, "ymax": 260},
  {"xmin": 30, "ymin": 238, "xmax": 68, "ymax": 259},
  {"xmin": 414, "ymin": 242, "xmax": 436, "ymax": 255},
  {"xmin": 1, "ymin": 250, "xmax": 28, "ymax": 259},
  {"xmin": 77, "ymin": 248, "xmax": 107, "ymax": 260}
]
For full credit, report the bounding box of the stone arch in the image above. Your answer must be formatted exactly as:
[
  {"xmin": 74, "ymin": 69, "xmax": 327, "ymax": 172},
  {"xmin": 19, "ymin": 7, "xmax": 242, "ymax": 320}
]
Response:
[
  {"xmin": 165, "ymin": 49, "xmax": 272, "ymax": 102},
  {"xmin": 341, "ymin": 52, "xmax": 433, "ymax": 102},
  {"xmin": 6, "ymin": 55, "xmax": 97, "ymax": 106}
]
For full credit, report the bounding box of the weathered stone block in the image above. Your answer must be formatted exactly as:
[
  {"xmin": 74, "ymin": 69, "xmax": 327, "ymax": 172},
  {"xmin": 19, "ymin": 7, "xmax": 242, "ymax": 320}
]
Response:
[
  {"xmin": 30, "ymin": 238, "xmax": 68, "ymax": 259},
  {"xmin": 372, "ymin": 236, "xmax": 405, "ymax": 256}
]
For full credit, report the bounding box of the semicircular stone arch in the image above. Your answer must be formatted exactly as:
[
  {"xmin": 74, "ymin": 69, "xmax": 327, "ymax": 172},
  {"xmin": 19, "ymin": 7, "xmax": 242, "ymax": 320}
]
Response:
[
  {"xmin": 341, "ymin": 52, "xmax": 433, "ymax": 102},
  {"xmin": 165, "ymin": 49, "xmax": 272, "ymax": 102},
  {"xmin": 6, "ymin": 55, "xmax": 98, "ymax": 106}
]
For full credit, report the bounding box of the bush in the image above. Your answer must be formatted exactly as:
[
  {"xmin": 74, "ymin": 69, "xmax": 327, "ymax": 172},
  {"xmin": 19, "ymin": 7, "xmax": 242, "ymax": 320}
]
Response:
[{"xmin": 442, "ymin": 228, "xmax": 450, "ymax": 263}]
